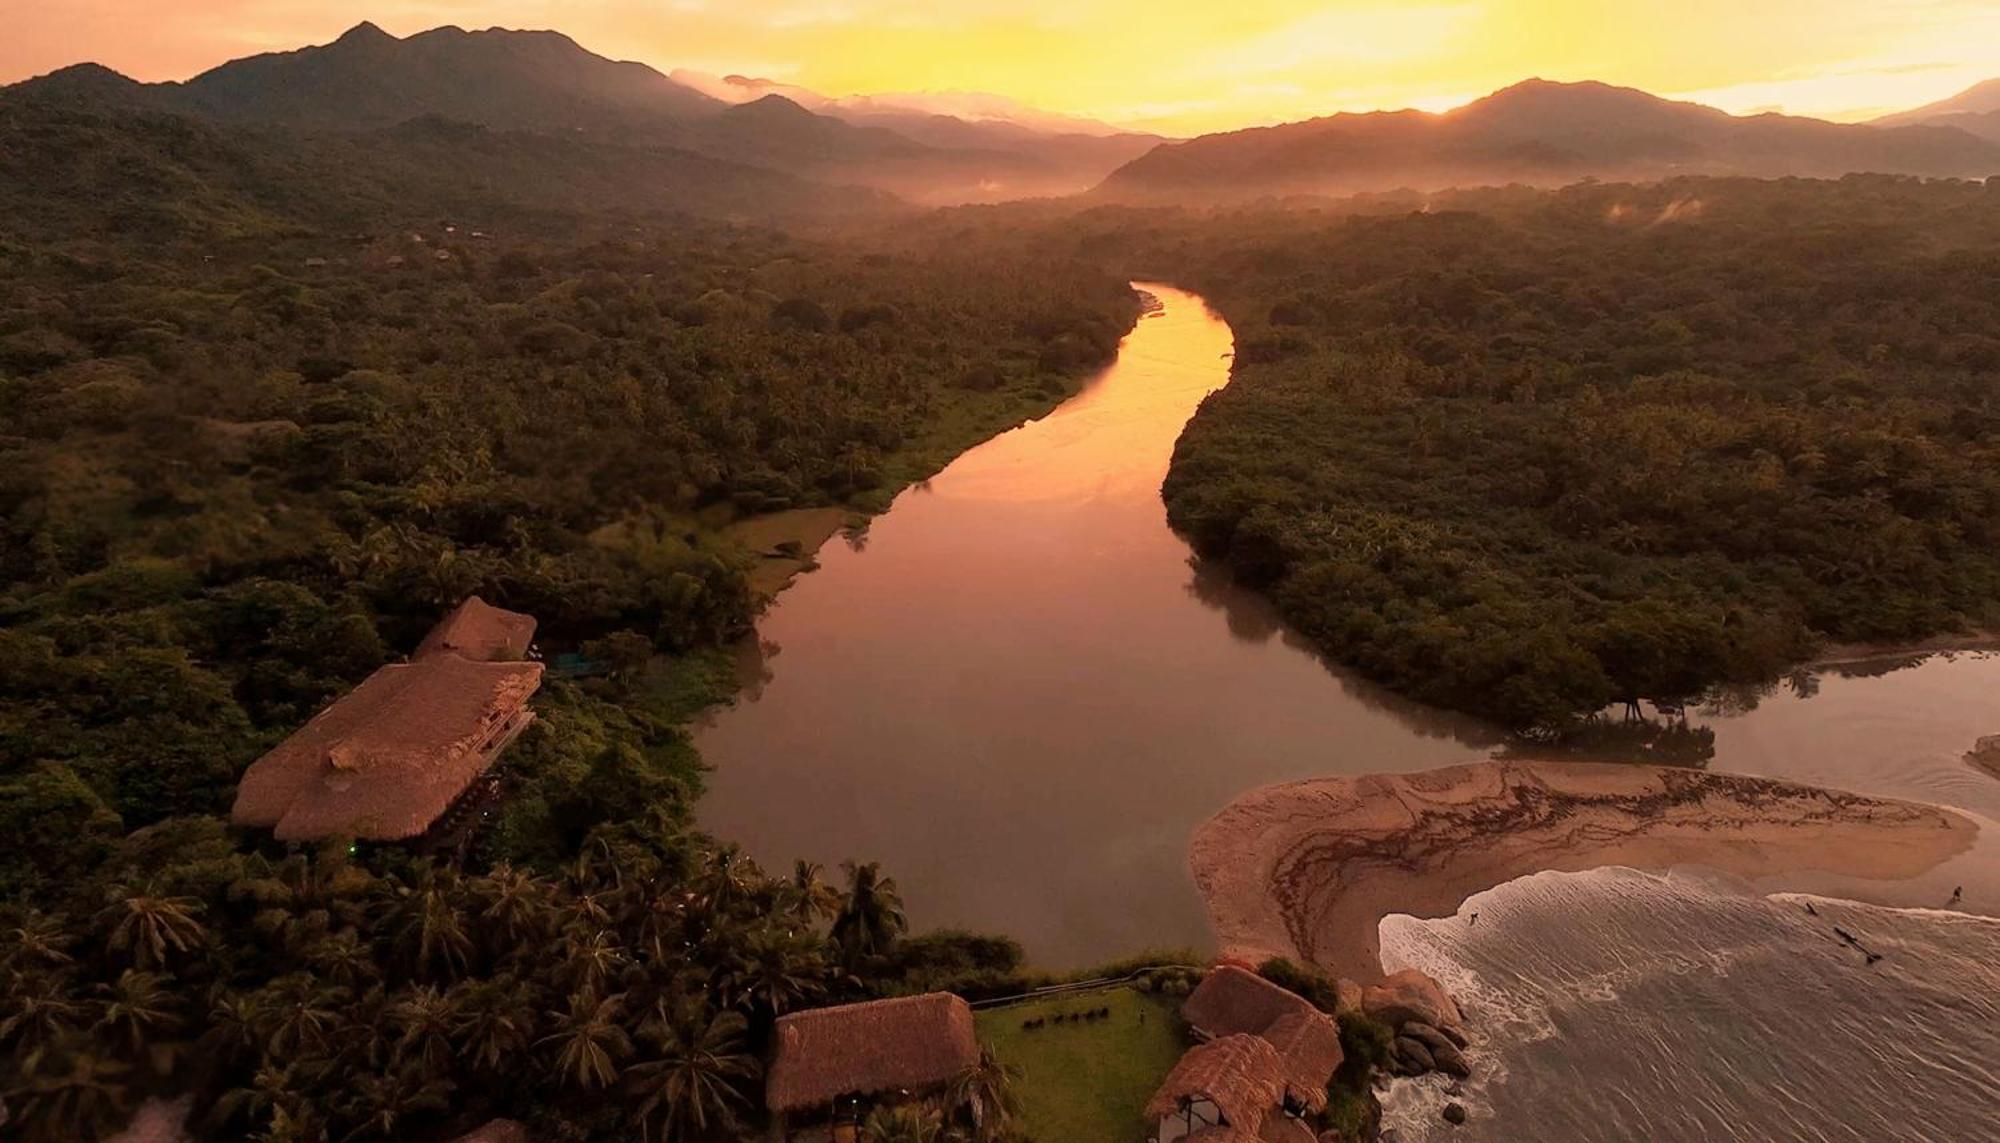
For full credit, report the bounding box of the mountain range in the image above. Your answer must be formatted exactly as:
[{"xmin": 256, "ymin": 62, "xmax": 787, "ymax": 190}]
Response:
[
  {"xmin": 1095, "ymin": 79, "xmax": 2000, "ymax": 202},
  {"xmin": 3, "ymin": 22, "xmax": 1158, "ymax": 206},
  {"xmin": 4, "ymin": 22, "xmax": 1998, "ymax": 221},
  {"xmin": 1873, "ymin": 78, "xmax": 2000, "ymax": 143}
]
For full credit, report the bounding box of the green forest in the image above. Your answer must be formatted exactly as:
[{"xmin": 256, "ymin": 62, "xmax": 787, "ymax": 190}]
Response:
[
  {"xmin": 0, "ymin": 97, "xmax": 1137, "ymax": 1140},
  {"xmin": 1112, "ymin": 177, "xmax": 2000, "ymax": 729},
  {"xmin": 7, "ymin": 80, "xmax": 2000, "ymax": 1142}
]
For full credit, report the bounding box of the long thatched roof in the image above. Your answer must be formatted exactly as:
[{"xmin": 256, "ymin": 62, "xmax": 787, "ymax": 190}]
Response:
[
  {"xmin": 765, "ymin": 993, "xmax": 979, "ymax": 1113},
  {"xmin": 1145, "ymin": 1034, "xmax": 1287, "ymax": 1135},
  {"xmin": 231, "ymin": 654, "xmax": 542, "ymax": 840}
]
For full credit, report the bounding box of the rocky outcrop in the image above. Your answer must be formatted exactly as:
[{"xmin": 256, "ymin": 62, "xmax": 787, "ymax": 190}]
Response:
[
  {"xmin": 1391, "ymin": 1036, "xmax": 1435, "ymax": 1074},
  {"xmin": 1363, "ymin": 969, "xmax": 1464, "ymax": 1033},
  {"xmin": 1967, "ymin": 734, "xmax": 2000, "ymax": 780}
]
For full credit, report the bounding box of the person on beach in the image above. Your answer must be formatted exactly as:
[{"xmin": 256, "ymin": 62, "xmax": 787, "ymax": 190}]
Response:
[{"xmin": 1948, "ymin": 886, "xmax": 1963, "ymax": 907}]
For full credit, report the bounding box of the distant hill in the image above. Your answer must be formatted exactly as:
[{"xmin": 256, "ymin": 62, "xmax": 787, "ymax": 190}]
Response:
[
  {"xmin": 0, "ymin": 93, "xmax": 890, "ymax": 249},
  {"xmin": 671, "ymin": 69, "xmax": 1166, "ymax": 199},
  {"xmin": 4, "ymin": 22, "xmax": 1154, "ymax": 206},
  {"xmin": 163, "ymin": 22, "xmax": 722, "ymax": 132},
  {"xmin": 1875, "ymin": 79, "xmax": 2000, "ymax": 142},
  {"xmin": 1097, "ymin": 79, "xmax": 2000, "ymax": 202}
]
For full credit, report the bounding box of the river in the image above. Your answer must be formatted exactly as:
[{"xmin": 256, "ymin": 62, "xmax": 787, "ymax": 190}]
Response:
[{"xmin": 695, "ymin": 280, "xmax": 2000, "ymax": 966}]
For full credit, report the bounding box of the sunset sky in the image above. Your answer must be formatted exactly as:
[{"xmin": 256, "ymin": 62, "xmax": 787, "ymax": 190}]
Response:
[{"xmin": 8, "ymin": 1, "xmax": 1998, "ymax": 134}]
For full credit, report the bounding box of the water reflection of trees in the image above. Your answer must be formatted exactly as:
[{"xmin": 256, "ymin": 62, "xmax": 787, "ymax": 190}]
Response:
[
  {"xmin": 1181, "ymin": 556, "xmax": 1508, "ymax": 751},
  {"xmin": 1503, "ymin": 710, "xmax": 1717, "ymax": 767}
]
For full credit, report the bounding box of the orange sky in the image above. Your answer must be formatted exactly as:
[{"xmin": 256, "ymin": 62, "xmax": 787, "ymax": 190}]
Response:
[{"xmin": 7, "ymin": 1, "xmax": 1998, "ymax": 134}]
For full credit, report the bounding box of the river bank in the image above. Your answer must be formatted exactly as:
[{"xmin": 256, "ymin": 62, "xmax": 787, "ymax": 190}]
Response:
[{"xmin": 1189, "ymin": 760, "xmax": 1978, "ymax": 982}]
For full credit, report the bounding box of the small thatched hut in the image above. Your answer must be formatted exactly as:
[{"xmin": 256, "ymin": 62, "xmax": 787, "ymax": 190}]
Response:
[
  {"xmin": 1147, "ymin": 1034, "xmax": 1292, "ymax": 1142},
  {"xmin": 765, "ymin": 993, "xmax": 979, "ymax": 1133},
  {"xmin": 416, "ymin": 595, "xmax": 538, "ymax": 662},
  {"xmin": 1149, "ymin": 967, "xmax": 1344, "ymax": 1141}
]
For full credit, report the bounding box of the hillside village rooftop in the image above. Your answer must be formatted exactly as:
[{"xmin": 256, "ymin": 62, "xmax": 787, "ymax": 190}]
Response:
[{"xmin": 231, "ymin": 596, "xmax": 542, "ymax": 841}]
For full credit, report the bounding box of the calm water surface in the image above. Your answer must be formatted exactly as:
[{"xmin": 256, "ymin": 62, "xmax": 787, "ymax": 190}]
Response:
[
  {"xmin": 695, "ymin": 285, "xmax": 1490, "ymax": 964},
  {"xmin": 695, "ymin": 284, "xmax": 2000, "ymax": 967}
]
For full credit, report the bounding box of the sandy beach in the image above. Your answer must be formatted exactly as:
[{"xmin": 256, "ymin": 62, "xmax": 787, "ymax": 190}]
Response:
[{"xmin": 1190, "ymin": 760, "xmax": 1979, "ymax": 981}]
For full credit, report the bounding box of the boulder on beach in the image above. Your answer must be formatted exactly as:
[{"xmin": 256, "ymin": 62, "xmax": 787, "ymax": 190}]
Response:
[
  {"xmin": 1968, "ymin": 734, "xmax": 2000, "ymax": 779},
  {"xmin": 1392, "ymin": 1035, "xmax": 1436, "ymax": 1074},
  {"xmin": 1401, "ymin": 1022, "xmax": 1457, "ymax": 1055},
  {"xmin": 1364, "ymin": 968, "xmax": 1464, "ymax": 1032},
  {"xmin": 1443, "ymin": 1102, "xmax": 1468, "ymax": 1125},
  {"xmin": 1432, "ymin": 1042, "xmax": 1472, "ymax": 1078}
]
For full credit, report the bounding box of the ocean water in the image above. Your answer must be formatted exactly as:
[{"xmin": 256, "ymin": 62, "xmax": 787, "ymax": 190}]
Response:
[{"xmin": 1377, "ymin": 867, "xmax": 2000, "ymax": 1142}]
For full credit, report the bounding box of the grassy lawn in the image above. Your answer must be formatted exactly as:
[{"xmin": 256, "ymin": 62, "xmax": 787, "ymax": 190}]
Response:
[{"xmin": 976, "ymin": 987, "xmax": 1187, "ymax": 1143}]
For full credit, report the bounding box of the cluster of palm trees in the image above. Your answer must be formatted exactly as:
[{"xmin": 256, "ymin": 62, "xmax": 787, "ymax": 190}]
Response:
[{"xmin": 0, "ymin": 815, "xmax": 973, "ymax": 1142}]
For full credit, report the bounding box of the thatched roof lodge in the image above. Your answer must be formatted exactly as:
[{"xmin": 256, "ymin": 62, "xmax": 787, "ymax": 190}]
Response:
[
  {"xmin": 231, "ymin": 599, "xmax": 542, "ymax": 842},
  {"xmin": 1149, "ymin": 967, "xmax": 1342, "ymax": 1142},
  {"xmin": 765, "ymin": 993, "xmax": 979, "ymax": 1124}
]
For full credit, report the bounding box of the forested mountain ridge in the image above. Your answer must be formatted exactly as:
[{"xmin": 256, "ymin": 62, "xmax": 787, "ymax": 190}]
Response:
[
  {"xmin": 0, "ymin": 95, "xmax": 895, "ymax": 241},
  {"xmin": 3, "ymin": 22, "xmax": 1150, "ymax": 206},
  {"xmin": 1096, "ymin": 79, "xmax": 2000, "ymax": 202}
]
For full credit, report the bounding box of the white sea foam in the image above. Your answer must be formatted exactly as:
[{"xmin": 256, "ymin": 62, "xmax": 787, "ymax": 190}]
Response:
[{"xmin": 1374, "ymin": 867, "xmax": 2000, "ymax": 1141}]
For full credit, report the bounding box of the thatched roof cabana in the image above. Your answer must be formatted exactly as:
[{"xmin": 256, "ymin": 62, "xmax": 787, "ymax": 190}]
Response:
[
  {"xmin": 1182, "ymin": 966, "xmax": 1313, "ymax": 1041},
  {"xmin": 765, "ymin": 993, "xmax": 979, "ymax": 1114},
  {"xmin": 416, "ymin": 596, "xmax": 537, "ymax": 662},
  {"xmin": 1158, "ymin": 966, "xmax": 1346, "ymax": 1127},
  {"xmin": 231, "ymin": 654, "xmax": 541, "ymax": 841},
  {"xmin": 1258, "ymin": 1009, "xmax": 1342, "ymax": 1113},
  {"xmin": 1146, "ymin": 1034, "xmax": 1287, "ymax": 1136}
]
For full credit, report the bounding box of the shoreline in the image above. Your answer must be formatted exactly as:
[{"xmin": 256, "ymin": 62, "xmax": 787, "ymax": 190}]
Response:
[
  {"xmin": 1808, "ymin": 630, "xmax": 2000, "ymax": 670},
  {"xmin": 1189, "ymin": 760, "xmax": 1979, "ymax": 982}
]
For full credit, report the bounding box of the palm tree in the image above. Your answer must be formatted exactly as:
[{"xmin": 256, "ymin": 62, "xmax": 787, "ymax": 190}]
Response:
[
  {"xmin": 625, "ymin": 998, "xmax": 759, "ymax": 1142},
  {"xmin": 560, "ymin": 927, "xmax": 628, "ymax": 999},
  {"xmin": 2, "ymin": 910, "xmax": 76, "ymax": 973},
  {"xmin": 247, "ymin": 973, "xmax": 347, "ymax": 1057},
  {"xmin": 537, "ymin": 991, "xmax": 631, "ymax": 1091},
  {"xmin": 91, "ymin": 969, "xmax": 185, "ymax": 1068},
  {"xmin": 339, "ymin": 1064, "xmax": 454, "ymax": 1140},
  {"xmin": 860, "ymin": 1104, "xmax": 951, "ymax": 1143},
  {"xmin": 450, "ymin": 976, "xmax": 538, "ymax": 1075},
  {"xmin": 831, "ymin": 861, "xmax": 906, "ymax": 966},
  {"xmin": 206, "ymin": 1063, "xmax": 311, "ymax": 1140},
  {"xmin": 390, "ymin": 868, "xmax": 475, "ymax": 982},
  {"xmin": 100, "ymin": 887, "xmax": 207, "ymax": 969},
  {"xmin": 235, "ymin": 849, "xmax": 376, "ymax": 958},
  {"xmin": 304, "ymin": 928, "xmax": 378, "ymax": 989},
  {"xmin": 1, "ymin": 985, "xmax": 85, "ymax": 1072},
  {"xmin": 6, "ymin": 1046, "xmax": 132, "ymax": 1143},
  {"xmin": 720, "ymin": 928, "xmax": 826, "ymax": 1021},
  {"xmin": 946, "ymin": 1047, "xmax": 1021, "ymax": 1142},
  {"xmin": 696, "ymin": 844, "xmax": 758, "ymax": 915},
  {"xmin": 388, "ymin": 984, "xmax": 461, "ymax": 1076},
  {"xmin": 473, "ymin": 863, "xmax": 552, "ymax": 955},
  {"xmin": 787, "ymin": 860, "xmax": 842, "ymax": 925}
]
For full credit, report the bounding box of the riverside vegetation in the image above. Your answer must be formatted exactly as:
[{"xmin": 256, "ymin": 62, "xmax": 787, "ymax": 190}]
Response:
[
  {"xmin": 0, "ymin": 94, "xmax": 1136, "ymax": 1140},
  {"xmin": 1120, "ymin": 176, "xmax": 2000, "ymax": 731}
]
